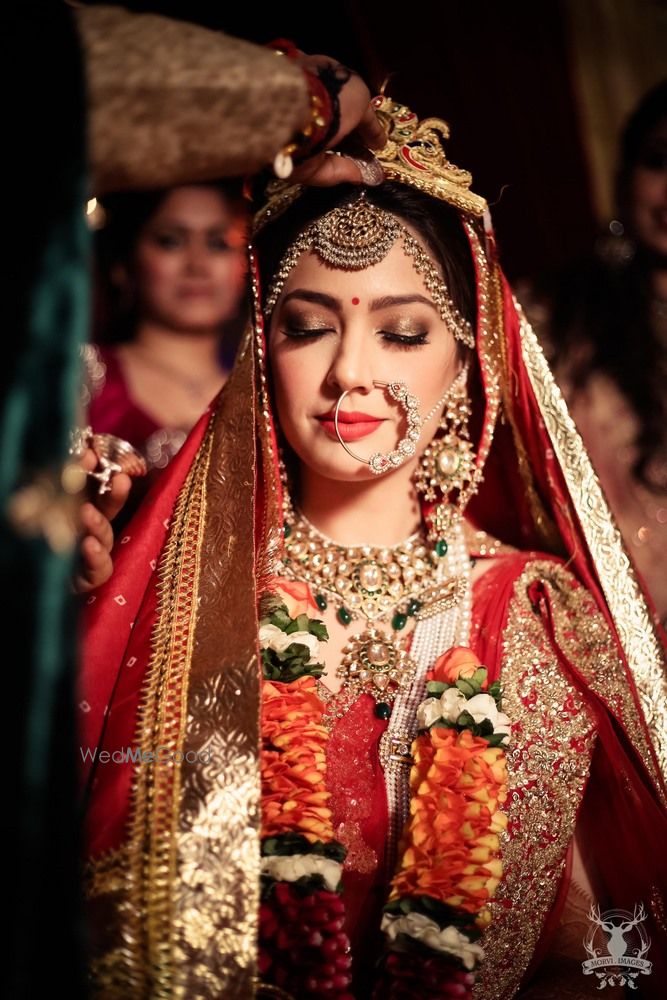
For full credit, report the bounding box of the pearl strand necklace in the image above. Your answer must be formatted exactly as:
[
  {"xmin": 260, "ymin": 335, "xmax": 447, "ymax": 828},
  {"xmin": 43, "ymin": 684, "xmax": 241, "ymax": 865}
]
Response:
[{"xmin": 379, "ymin": 520, "xmax": 472, "ymax": 873}]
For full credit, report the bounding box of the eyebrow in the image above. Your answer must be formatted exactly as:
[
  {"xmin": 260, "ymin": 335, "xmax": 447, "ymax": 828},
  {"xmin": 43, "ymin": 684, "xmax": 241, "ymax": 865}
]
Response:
[
  {"xmin": 281, "ymin": 289, "xmax": 438, "ymax": 313},
  {"xmin": 370, "ymin": 294, "xmax": 438, "ymax": 313}
]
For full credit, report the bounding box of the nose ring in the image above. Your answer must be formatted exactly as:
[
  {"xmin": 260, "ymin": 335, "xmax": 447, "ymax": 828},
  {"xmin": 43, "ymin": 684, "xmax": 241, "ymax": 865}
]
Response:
[{"xmin": 333, "ymin": 378, "xmax": 449, "ymax": 474}]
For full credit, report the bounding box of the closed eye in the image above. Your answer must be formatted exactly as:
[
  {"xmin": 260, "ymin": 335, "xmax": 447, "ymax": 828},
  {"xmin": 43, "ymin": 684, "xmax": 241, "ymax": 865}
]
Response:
[
  {"xmin": 281, "ymin": 325, "xmax": 335, "ymax": 339},
  {"xmin": 380, "ymin": 331, "xmax": 430, "ymax": 347}
]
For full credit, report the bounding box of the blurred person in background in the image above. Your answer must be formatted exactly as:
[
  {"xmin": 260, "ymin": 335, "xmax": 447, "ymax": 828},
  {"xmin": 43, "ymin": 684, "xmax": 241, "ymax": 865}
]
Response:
[
  {"xmin": 523, "ymin": 81, "xmax": 667, "ymax": 627},
  {"xmin": 84, "ymin": 182, "xmax": 247, "ymax": 476}
]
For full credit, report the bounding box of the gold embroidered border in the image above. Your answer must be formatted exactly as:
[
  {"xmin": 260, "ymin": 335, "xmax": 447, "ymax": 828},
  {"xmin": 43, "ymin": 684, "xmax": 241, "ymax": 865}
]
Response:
[
  {"xmin": 171, "ymin": 342, "xmax": 263, "ymax": 998},
  {"xmin": 473, "ymin": 561, "xmax": 598, "ymax": 1000},
  {"xmin": 462, "ymin": 221, "xmax": 502, "ymax": 479},
  {"xmin": 85, "ymin": 423, "xmax": 213, "ymax": 998},
  {"xmin": 519, "ymin": 310, "xmax": 667, "ymax": 793},
  {"xmin": 127, "ymin": 423, "xmax": 213, "ymax": 995},
  {"xmin": 250, "ymin": 251, "xmax": 285, "ymax": 592}
]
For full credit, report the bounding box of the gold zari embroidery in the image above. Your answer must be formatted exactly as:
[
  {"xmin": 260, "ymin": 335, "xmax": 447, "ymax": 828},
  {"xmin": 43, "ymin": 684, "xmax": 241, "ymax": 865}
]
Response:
[{"xmin": 474, "ymin": 561, "xmax": 599, "ymax": 1000}]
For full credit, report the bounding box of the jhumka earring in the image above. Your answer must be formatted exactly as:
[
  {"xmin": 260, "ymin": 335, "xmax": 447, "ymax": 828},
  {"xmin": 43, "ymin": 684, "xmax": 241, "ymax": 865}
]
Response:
[{"xmin": 413, "ymin": 363, "xmax": 482, "ymax": 541}]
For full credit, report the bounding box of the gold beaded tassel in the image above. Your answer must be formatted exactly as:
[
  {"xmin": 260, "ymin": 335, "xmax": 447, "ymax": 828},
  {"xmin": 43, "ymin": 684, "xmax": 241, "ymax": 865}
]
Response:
[{"xmin": 248, "ymin": 245, "xmax": 284, "ymax": 586}]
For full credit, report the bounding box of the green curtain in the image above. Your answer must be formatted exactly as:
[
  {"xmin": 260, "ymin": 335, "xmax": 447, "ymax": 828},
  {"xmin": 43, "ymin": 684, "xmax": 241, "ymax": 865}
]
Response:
[{"xmin": 5, "ymin": 4, "xmax": 89, "ymax": 996}]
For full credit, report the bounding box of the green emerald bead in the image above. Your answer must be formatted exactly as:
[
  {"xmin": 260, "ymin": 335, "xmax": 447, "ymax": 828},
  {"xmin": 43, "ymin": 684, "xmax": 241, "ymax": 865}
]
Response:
[
  {"xmin": 375, "ymin": 702, "xmax": 391, "ymax": 720},
  {"xmin": 283, "ymin": 524, "xmax": 292, "ymax": 538},
  {"xmin": 392, "ymin": 612, "xmax": 408, "ymax": 630},
  {"xmin": 315, "ymin": 594, "xmax": 327, "ymax": 611},
  {"xmin": 435, "ymin": 539, "xmax": 448, "ymax": 557},
  {"xmin": 407, "ymin": 599, "xmax": 422, "ymax": 616},
  {"xmin": 337, "ymin": 607, "xmax": 352, "ymax": 625}
]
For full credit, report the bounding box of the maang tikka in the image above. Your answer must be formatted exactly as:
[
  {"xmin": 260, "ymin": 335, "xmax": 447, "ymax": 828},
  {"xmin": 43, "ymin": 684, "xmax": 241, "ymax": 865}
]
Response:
[
  {"xmin": 413, "ymin": 362, "xmax": 483, "ymax": 541},
  {"xmin": 263, "ymin": 193, "xmax": 475, "ymax": 350}
]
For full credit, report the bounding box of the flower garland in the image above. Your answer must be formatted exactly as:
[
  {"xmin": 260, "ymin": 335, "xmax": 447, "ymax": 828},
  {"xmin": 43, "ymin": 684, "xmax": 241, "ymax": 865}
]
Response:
[
  {"xmin": 258, "ymin": 584, "xmax": 510, "ymax": 999},
  {"xmin": 258, "ymin": 580, "xmax": 353, "ymax": 997},
  {"xmin": 375, "ymin": 647, "xmax": 510, "ymax": 998}
]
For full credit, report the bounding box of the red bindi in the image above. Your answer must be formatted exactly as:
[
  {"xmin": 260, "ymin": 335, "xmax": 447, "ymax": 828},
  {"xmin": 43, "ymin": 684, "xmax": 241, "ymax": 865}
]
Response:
[{"xmin": 351, "ymin": 297, "xmax": 360, "ymax": 305}]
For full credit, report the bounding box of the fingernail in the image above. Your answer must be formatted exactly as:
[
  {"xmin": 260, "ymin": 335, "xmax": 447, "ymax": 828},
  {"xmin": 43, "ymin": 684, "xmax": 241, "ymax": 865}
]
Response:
[{"xmin": 350, "ymin": 155, "xmax": 384, "ymax": 186}]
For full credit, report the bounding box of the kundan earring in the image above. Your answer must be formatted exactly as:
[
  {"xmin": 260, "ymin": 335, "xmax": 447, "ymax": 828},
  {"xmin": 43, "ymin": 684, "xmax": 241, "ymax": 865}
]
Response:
[{"xmin": 413, "ymin": 363, "xmax": 482, "ymax": 541}]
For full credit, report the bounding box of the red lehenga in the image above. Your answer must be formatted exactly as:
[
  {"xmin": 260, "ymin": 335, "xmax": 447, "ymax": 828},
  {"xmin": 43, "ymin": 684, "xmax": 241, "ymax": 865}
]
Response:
[{"xmin": 77, "ymin": 126, "xmax": 667, "ymax": 998}]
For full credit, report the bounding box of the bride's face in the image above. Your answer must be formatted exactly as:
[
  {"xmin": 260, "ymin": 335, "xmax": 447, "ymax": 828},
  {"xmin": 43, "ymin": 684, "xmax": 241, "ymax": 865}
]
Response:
[{"xmin": 268, "ymin": 231, "xmax": 465, "ymax": 483}]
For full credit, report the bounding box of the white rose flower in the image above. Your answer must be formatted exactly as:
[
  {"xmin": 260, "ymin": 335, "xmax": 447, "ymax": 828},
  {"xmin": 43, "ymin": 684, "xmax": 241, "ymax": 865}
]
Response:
[
  {"xmin": 465, "ymin": 693, "xmax": 500, "ymax": 725},
  {"xmin": 258, "ymin": 624, "xmax": 288, "ymax": 650},
  {"xmin": 381, "ymin": 912, "xmax": 485, "ymax": 970},
  {"xmin": 436, "ymin": 925, "xmax": 485, "ymax": 969},
  {"xmin": 416, "ymin": 697, "xmax": 443, "ymax": 729},
  {"xmin": 261, "ymin": 854, "xmax": 342, "ymax": 891},
  {"xmin": 465, "ymin": 693, "xmax": 512, "ymax": 741},
  {"xmin": 287, "ymin": 630, "xmax": 320, "ymax": 659},
  {"xmin": 259, "ymin": 625, "xmax": 320, "ymax": 658},
  {"xmin": 440, "ymin": 687, "xmax": 468, "ymax": 722}
]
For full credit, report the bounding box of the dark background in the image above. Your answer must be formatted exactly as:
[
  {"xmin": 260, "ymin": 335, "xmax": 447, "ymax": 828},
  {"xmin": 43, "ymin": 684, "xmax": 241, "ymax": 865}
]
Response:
[{"xmin": 84, "ymin": 0, "xmax": 602, "ymax": 282}]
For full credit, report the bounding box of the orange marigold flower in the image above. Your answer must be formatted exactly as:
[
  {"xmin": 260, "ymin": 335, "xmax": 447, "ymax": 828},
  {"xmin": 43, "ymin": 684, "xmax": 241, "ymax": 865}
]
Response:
[
  {"xmin": 389, "ymin": 727, "xmax": 508, "ymax": 912},
  {"xmin": 260, "ymin": 676, "xmax": 333, "ymax": 844}
]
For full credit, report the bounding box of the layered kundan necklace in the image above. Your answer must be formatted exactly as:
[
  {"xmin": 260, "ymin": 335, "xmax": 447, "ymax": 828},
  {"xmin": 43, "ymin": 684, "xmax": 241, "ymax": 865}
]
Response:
[{"xmin": 281, "ymin": 500, "xmax": 472, "ymax": 730}]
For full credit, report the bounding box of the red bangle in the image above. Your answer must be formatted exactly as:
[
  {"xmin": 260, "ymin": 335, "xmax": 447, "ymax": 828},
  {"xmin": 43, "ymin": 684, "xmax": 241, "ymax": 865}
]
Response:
[
  {"xmin": 267, "ymin": 38, "xmax": 300, "ymax": 59},
  {"xmin": 271, "ymin": 65, "xmax": 333, "ymax": 179},
  {"xmin": 297, "ymin": 71, "xmax": 332, "ymax": 159}
]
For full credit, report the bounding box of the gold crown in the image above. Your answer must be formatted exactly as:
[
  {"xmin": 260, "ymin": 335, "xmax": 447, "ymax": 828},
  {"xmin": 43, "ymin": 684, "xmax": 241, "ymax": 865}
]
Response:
[
  {"xmin": 371, "ymin": 95, "xmax": 487, "ymax": 217},
  {"xmin": 253, "ymin": 95, "xmax": 487, "ymax": 232}
]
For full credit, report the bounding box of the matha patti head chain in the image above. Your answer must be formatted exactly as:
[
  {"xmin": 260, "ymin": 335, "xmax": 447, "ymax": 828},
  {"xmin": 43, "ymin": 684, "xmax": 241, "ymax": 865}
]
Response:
[{"xmin": 264, "ymin": 193, "xmax": 475, "ymax": 349}]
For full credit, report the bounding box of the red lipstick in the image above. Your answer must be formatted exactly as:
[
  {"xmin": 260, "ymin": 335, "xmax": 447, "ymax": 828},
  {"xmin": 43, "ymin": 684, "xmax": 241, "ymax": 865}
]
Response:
[{"xmin": 316, "ymin": 410, "xmax": 386, "ymax": 442}]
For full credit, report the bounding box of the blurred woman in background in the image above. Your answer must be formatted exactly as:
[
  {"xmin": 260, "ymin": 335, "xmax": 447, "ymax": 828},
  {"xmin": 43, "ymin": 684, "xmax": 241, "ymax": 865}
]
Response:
[
  {"xmin": 524, "ymin": 81, "xmax": 667, "ymax": 627},
  {"xmin": 84, "ymin": 182, "xmax": 247, "ymax": 473}
]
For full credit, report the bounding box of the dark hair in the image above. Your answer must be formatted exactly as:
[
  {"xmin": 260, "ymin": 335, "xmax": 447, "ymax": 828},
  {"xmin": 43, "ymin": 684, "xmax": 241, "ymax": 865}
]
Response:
[
  {"xmin": 254, "ymin": 182, "xmax": 477, "ymax": 334},
  {"xmin": 545, "ymin": 83, "xmax": 667, "ymax": 491},
  {"xmin": 93, "ymin": 180, "xmax": 246, "ymax": 346},
  {"xmin": 620, "ymin": 79, "xmax": 667, "ymax": 174}
]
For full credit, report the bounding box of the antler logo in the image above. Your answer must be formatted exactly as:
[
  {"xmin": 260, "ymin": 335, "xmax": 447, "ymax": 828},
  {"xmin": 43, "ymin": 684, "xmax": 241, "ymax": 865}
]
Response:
[{"xmin": 582, "ymin": 903, "xmax": 652, "ymax": 989}]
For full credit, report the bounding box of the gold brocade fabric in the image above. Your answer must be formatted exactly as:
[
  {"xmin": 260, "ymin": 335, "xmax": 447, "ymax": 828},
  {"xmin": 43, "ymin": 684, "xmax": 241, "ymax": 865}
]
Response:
[
  {"xmin": 76, "ymin": 5, "xmax": 310, "ymax": 193},
  {"xmin": 171, "ymin": 345, "xmax": 262, "ymax": 997},
  {"xmin": 473, "ymin": 561, "xmax": 599, "ymax": 1000}
]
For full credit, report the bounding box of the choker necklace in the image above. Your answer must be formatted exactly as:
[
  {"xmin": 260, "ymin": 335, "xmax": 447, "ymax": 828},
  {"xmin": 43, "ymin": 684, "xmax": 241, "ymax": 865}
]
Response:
[{"xmin": 282, "ymin": 505, "xmax": 466, "ymax": 722}]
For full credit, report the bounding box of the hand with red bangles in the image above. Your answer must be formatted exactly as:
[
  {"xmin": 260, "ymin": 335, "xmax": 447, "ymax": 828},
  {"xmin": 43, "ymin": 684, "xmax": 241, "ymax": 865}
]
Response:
[{"xmin": 270, "ymin": 42, "xmax": 387, "ymax": 187}]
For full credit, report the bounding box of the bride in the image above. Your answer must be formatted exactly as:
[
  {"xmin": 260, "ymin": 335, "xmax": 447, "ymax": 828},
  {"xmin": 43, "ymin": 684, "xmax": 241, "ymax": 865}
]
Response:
[{"xmin": 78, "ymin": 97, "xmax": 667, "ymax": 999}]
